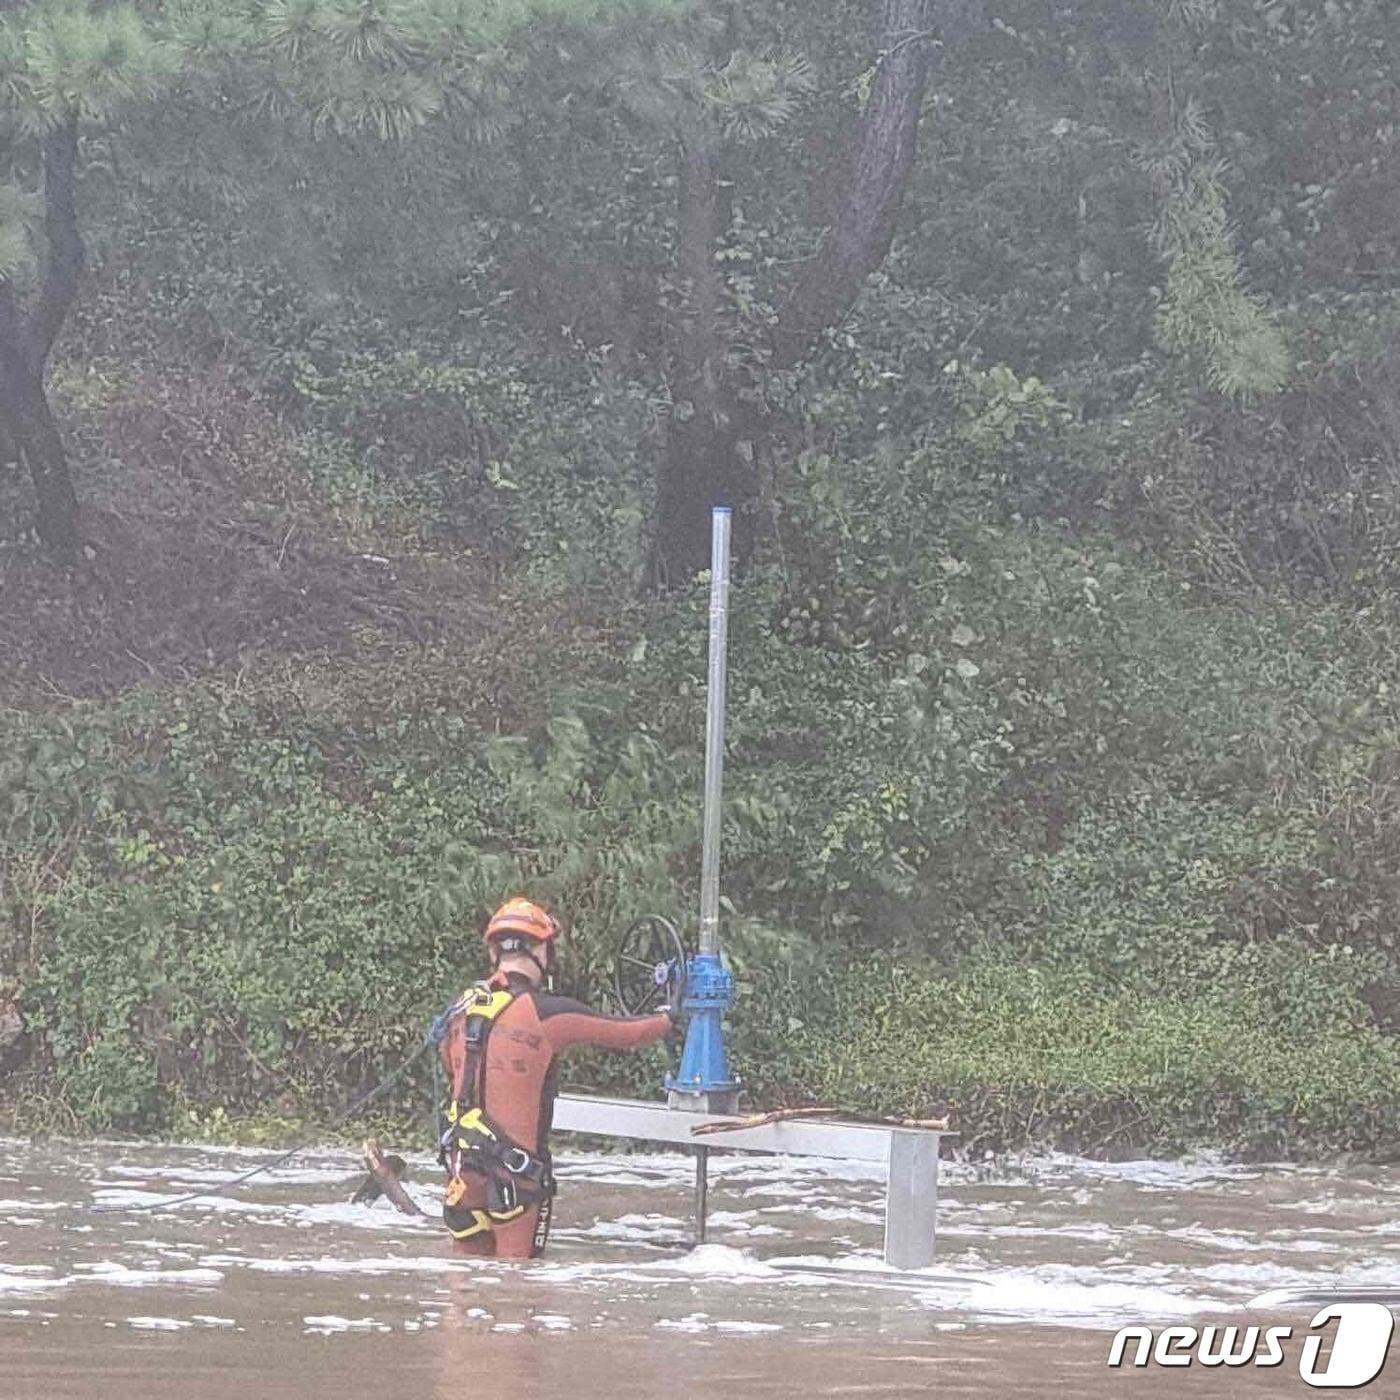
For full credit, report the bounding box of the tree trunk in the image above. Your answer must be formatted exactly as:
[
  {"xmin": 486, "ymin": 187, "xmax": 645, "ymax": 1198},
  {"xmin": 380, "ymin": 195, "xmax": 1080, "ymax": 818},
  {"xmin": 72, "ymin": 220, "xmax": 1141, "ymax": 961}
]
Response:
[
  {"xmin": 1, "ymin": 352, "xmax": 80, "ymax": 558},
  {"xmin": 650, "ymin": 132, "xmax": 743, "ymax": 588},
  {"xmin": 647, "ymin": 2, "xmax": 983, "ymax": 585},
  {"xmin": 771, "ymin": 0, "xmax": 956, "ymax": 369},
  {"xmin": 1, "ymin": 114, "xmax": 84, "ymax": 561}
]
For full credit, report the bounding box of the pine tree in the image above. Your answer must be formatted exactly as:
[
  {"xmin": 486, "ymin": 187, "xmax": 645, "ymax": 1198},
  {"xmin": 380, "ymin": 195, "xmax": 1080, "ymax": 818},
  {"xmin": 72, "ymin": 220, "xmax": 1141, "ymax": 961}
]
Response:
[
  {"xmin": 620, "ymin": 0, "xmax": 989, "ymax": 584},
  {"xmin": 0, "ymin": 0, "xmax": 172, "ymax": 559},
  {"xmin": 1147, "ymin": 107, "xmax": 1290, "ymax": 401},
  {"xmin": 0, "ymin": 0, "xmax": 681, "ymax": 560}
]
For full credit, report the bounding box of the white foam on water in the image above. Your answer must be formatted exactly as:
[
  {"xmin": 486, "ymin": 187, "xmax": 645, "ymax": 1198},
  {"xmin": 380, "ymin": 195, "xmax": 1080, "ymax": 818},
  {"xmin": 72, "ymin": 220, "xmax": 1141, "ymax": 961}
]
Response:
[
  {"xmin": 941, "ymin": 1197, "xmax": 1030, "ymax": 1217},
  {"xmin": 778, "ymin": 1254, "xmax": 988, "ymax": 1285},
  {"xmin": 926, "ymin": 1268, "xmax": 1234, "ymax": 1328},
  {"xmin": 191, "ymin": 1315, "xmax": 236, "ymax": 1327},
  {"xmin": 971, "ymin": 1222, "xmax": 1122, "ymax": 1245},
  {"xmin": 652, "ymin": 1244, "xmax": 784, "ymax": 1279},
  {"xmin": 702, "ymin": 1210, "xmax": 757, "ymax": 1227},
  {"xmin": 778, "ymin": 1252, "xmax": 893, "ymax": 1275},
  {"xmin": 531, "ymin": 1314, "xmax": 573, "ymax": 1330},
  {"xmin": 292, "ymin": 1201, "xmax": 441, "ymax": 1233},
  {"xmin": 560, "ymin": 1213, "xmax": 691, "ymax": 1246},
  {"xmin": 610, "ymin": 1212, "xmax": 686, "ymax": 1229},
  {"xmin": 553, "ymin": 1170, "xmax": 677, "ymax": 1192},
  {"xmin": 103, "ymin": 1164, "xmax": 355, "ymax": 1188},
  {"xmin": 126, "ymin": 1316, "xmax": 191, "ymax": 1331},
  {"xmin": 558, "ymin": 1225, "xmax": 685, "ymax": 1247},
  {"xmin": 1193, "ymin": 1260, "xmax": 1400, "ymax": 1290},
  {"xmin": 0, "ymin": 1275, "xmax": 66, "ymax": 1298},
  {"xmin": 555, "ymin": 1149, "xmax": 887, "ymax": 1190},
  {"xmin": 1280, "ymin": 1195, "xmax": 1368, "ymax": 1217},
  {"xmin": 655, "ymin": 1313, "xmax": 709, "ymax": 1333},
  {"xmin": 701, "ymin": 1211, "xmax": 787, "ymax": 1239},
  {"xmin": 653, "ymin": 1313, "xmax": 783, "ymax": 1334},
  {"xmin": 303, "ymin": 1315, "xmax": 390, "ymax": 1334},
  {"xmin": 1015, "ymin": 1152, "xmax": 1261, "ymax": 1191},
  {"xmin": 75, "ymin": 1263, "xmax": 225, "ymax": 1290},
  {"xmin": 1164, "ymin": 1225, "xmax": 1336, "ymax": 1256},
  {"xmin": 0, "ymin": 1265, "xmax": 69, "ymax": 1296},
  {"xmin": 807, "ymin": 1204, "xmax": 884, "ymax": 1226},
  {"xmin": 58, "ymin": 1137, "xmax": 354, "ymax": 1163},
  {"xmin": 554, "ymin": 1154, "xmax": 689, "ymax": 1189},
  {"xmin": 91, "ymin": 1188, "xmax": 280, "ymax": 1216},
  {"xmin": 743, "ymin": 1183, "xmax": 843, "ymax": 1202},
  {"xmin": 14, "ymin": 1134, "xmax": 1399, "ymax": 1346},
  {"xmin": 709, "ymin": 1155, "xmax": 887, "ymax": 1187},
  {"xmin": 204, "ymin": 1253, "xmax": 486, "ymax": 1279},
  {"xmin": 532, "ymin": 1244, "xmax": 829, "ymax": 1289}
]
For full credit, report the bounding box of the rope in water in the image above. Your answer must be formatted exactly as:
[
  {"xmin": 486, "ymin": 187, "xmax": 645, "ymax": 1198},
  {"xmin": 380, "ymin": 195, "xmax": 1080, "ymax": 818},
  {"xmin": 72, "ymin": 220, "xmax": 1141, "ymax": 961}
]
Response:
[{"xmin": 94, "ymin": 1040, "xmax": 433, "ymax": 1213}]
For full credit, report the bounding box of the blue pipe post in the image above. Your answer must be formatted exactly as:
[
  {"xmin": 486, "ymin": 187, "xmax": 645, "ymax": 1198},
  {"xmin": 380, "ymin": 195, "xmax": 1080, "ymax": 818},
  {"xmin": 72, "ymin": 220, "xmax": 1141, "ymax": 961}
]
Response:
[
  {"xmin": 667, "ymin": 951, "xmax": 739, "ymax": 1103},
  {"xmin": 667, "ymin": 506, "xmax": 740, "ymax": 1115}
]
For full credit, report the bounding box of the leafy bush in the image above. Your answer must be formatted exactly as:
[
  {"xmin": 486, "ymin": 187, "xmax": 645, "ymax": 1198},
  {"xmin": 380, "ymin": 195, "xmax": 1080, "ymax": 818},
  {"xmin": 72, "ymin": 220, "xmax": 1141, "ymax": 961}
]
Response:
[
  {"xmin": 8, "ymin": 419, "xmax": 1400, "ymax": 1153},
  {"xmin": 3, "ymin": 692, "xmax": 701, "ymax": 1130},
  {"xmin": 799, "ymin": 953, "xmax": 1400, "ymax": 1158}
]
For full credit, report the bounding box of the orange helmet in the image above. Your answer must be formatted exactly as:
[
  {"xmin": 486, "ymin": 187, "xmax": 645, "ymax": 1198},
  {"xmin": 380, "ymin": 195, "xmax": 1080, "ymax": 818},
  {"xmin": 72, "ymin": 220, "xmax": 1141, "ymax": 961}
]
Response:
[{"xmin": 483, "ymin": 898, "xmax": 560, "ymax": 948}]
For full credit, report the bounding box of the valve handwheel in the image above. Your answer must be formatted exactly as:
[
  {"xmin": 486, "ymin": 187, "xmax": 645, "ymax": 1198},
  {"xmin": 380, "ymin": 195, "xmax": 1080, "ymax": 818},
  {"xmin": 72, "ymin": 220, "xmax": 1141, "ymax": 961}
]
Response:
[{"xmin": 613, "ymin": 915, "xmax": 688, "ymax": 1017}]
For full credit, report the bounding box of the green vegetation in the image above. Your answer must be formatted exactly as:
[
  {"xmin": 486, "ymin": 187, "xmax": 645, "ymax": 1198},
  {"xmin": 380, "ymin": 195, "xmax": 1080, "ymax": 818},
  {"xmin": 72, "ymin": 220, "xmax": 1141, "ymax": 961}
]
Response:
[{"xmin": 4, "ymin": 0, "xmax": 1400, "ymax": 1158}]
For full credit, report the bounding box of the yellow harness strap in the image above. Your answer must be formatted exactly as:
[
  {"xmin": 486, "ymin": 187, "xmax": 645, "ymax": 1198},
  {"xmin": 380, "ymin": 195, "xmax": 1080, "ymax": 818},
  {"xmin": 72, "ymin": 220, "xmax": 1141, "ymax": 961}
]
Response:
[
  {"xmin": 443, "ymin": 983, "xmax": 531, "ymax": 1238},
  {"xmin": 446, "ymin": 985, "xmax": 516, "ymax": 1126},
  {"xmin": 466, "ymin": 986, "xmax": 515, "ymax": 1020},
  {"xmin": 448, "ymin": 1208, "xmax": 494, "ymax": 1241}
]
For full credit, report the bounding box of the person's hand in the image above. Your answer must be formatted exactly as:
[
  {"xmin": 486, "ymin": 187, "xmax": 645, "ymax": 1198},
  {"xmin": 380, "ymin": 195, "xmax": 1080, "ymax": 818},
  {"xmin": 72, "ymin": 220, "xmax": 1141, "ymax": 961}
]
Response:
[{"xmin": 657, "ymin": 1002, "xmax": 685, "ymax": 1052}]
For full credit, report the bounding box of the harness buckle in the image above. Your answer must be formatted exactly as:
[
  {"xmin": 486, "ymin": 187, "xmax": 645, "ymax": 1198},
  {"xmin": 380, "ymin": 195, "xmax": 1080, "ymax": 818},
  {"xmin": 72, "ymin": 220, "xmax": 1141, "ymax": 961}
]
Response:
[{"xmin": 501, "ymin": 1147, "xmax": 533, "ymax": 1175}]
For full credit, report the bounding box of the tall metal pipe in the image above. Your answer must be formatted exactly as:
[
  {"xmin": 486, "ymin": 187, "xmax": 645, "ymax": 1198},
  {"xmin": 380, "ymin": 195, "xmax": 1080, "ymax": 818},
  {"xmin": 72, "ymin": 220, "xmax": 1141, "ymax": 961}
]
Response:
[
  {"xmin": 666, "ymin": 505, "xmax": 739, "ymax": 1112},
  {"xmin": 698, "ymin": 507, "xmax": 731, "ymax": 958}
]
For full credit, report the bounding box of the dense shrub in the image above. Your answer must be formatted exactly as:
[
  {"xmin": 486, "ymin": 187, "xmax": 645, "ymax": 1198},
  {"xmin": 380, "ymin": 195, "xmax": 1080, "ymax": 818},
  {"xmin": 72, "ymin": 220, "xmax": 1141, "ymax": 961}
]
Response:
[
  {"xmin": 9, "ymin": 466, "xmax": 1400, "ymax": 1154},
  {"xmin": 3, "ymin": 693, "xmax": 697, "ymax": 1129},
  {"xmin": 799, "ymin": 954, "xmax": 1400, "ymax": 1158}
]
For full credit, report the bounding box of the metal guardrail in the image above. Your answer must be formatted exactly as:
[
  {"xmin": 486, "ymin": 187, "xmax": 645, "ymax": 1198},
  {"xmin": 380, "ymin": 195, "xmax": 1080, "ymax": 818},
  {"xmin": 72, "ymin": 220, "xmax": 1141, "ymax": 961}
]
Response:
[{"xmin": 553, "ymin": 1092, "xmax": 954, "ymax": 1269}]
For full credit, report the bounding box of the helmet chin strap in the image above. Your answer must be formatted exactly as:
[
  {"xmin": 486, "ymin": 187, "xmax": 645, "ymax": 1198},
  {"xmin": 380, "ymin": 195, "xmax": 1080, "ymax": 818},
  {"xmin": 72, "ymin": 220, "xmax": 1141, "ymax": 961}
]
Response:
[{"xmin": 490, "ymin": 942, "xmax": 553, "ymax": 987}]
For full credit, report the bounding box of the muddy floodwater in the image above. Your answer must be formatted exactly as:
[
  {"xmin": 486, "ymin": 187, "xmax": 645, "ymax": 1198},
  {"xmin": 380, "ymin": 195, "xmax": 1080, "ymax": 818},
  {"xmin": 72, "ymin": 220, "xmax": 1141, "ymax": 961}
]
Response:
[{"xmin": 2, "ymin": 1137, "xmax": 1398, "ymax": 1397}]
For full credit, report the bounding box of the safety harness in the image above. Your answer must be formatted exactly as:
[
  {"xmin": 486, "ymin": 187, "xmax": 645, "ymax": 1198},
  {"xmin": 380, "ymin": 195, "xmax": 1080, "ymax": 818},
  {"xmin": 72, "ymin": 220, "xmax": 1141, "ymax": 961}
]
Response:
[{"xmin": 433, "ymin": 981, "xmax": 555, "ymax": 1243}]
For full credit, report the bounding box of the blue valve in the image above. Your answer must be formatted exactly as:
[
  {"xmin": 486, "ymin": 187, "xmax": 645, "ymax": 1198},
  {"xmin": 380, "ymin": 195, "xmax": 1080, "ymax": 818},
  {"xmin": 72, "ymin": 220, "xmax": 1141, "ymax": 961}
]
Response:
[{"xmin": 665, "ymin": 952, "xmax": 740, "ymax": 1099}]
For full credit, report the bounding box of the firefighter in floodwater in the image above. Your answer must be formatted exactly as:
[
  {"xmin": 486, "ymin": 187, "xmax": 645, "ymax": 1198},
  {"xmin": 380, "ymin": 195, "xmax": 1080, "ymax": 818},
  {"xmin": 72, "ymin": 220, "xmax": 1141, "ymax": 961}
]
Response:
[{"xmin": 430, "ymin": 897, "xmax": 675, "ymax": 1258}]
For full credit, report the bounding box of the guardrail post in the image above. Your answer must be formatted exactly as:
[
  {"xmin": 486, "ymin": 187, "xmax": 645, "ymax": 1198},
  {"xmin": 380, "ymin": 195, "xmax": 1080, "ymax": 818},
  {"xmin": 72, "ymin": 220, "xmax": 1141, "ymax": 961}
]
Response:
[{"xmin": 883, "ymin": 1130, "xmax": 941, "ymax": 1270}]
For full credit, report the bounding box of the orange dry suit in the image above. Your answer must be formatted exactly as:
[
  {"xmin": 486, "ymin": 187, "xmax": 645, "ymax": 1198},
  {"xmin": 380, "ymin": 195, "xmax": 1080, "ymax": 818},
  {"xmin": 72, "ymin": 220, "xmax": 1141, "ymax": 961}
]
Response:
[{"xmin": 433, "ymin": 970, "xmax": 671, "ymax": 1257}]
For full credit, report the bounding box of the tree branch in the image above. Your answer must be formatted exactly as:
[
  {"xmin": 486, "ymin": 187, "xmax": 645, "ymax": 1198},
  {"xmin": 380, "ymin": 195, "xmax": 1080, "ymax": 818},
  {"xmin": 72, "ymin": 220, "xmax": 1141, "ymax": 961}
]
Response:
[{"xmin": 770, "ymin": 0, "xmax": 985, "ymax": 371}]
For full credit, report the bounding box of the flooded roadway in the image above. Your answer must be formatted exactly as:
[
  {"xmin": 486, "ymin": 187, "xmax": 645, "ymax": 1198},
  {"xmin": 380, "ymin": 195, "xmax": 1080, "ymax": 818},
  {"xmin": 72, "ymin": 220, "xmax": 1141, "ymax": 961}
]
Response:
[{"xmin": 2, "ymin": 1137, "xmax": 1398, "ymax": 1397}]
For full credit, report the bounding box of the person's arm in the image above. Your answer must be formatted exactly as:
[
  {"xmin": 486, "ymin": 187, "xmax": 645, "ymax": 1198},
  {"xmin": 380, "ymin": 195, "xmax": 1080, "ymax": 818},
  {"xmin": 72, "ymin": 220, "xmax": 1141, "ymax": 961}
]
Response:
[{"xmin": 534, "ymin": 993, "xmax": 673, "ymax": 1053}]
